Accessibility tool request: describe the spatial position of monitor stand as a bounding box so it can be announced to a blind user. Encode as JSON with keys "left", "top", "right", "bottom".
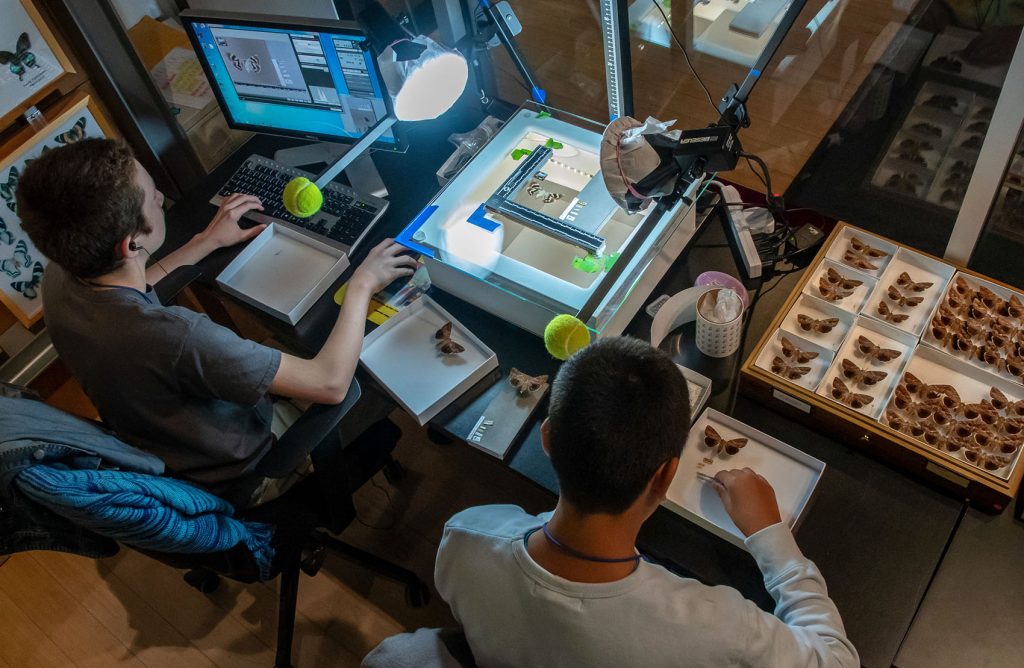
{"left": 273, "top": 142, "right": 388, "bottom": 199}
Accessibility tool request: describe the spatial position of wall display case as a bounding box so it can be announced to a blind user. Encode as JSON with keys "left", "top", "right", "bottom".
{"left": 742, "top": 222, "right": 1024, "bottom": 511}
{"left": 0, "top": 0, "right": 75, "bottom": 128}
{"left": 0, "top": 91, "right": 115, "bottom": 326}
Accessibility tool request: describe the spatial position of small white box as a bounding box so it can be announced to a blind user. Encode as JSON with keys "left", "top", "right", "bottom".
{"left": 360, "top": 296, "right": 499, "bottom": 425}
{"left": 216, "top": 223, "right": 349, "bottom": 325}
{"left": 663, "top": 408, "right": 825, "bottom": 550}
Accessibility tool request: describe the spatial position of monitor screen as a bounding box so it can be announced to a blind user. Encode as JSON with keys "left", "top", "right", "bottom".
{"left": 184, "top": 15, "right": 399, "bottom": 147}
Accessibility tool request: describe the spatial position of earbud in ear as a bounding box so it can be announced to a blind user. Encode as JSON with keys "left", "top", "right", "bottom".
{"left": 129, "top": 241, "right": 139, "bottom": 251}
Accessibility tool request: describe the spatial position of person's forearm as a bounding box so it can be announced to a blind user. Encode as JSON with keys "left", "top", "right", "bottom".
{"left": 145, "top": 232, "right": 218, "bottom": 284}
{"left": 311, "top": 279, "right": 374, "bottom": 391}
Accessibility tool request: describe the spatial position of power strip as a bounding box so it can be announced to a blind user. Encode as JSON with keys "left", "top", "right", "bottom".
{"left": 713, "top": 183, "right": 774, "bottom": 279}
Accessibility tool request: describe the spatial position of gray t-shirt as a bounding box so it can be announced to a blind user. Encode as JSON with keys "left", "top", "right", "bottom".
{"left": 42, "top": 264, "right": 282, "bottom": 492}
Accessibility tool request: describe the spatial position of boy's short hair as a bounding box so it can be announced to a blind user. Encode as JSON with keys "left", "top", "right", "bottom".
{"left": 18, "top": 138, "right": 150, "bottom": 279}
{"left": 547, "top": 336, "right": 691, "bottom": 515}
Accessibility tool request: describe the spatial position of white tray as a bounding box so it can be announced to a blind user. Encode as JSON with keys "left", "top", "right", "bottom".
{"left": 802, "top": 259, "right": 876, "bottom": 314}
{"left": 863, "top": 247, "right": 955, "bottom": 338}
{"left": 816, "top": 316, "right": 917, "bottom": 420}
{"left": 921, "top": 271, "right": 1024, "bottom": 387}
{"left": 881, "top": 345, "right": 1024, "bottom": 481}
{"left": 663, "top": 409, "right": 825, "bottom": 550}
{"left": 824, "top": 227, "right": 898, "bottom": 279}
{"left": 754, "top": 329, "right": 833, "bottom": 392}
{"left": 360, "top": 295, "right": 499, "bottom": 425}
{"left": 216, "top": 223, "right": 349, "bottom": 325}
{"left": 779, "top": 293, "right": 856, "bottom": 352}
{"left": 678, "top": 364, "right": 712, "bottom": 421}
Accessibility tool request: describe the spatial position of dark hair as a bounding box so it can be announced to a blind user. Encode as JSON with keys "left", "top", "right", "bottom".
{"left": 18, "top": 138, "right": 150, "bottom": 279}
{"left": 547, "top": 336, "right": 691, "bottom": 514}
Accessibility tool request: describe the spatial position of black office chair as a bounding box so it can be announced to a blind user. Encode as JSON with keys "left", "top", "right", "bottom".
{"left": 141, "top": 376, "right": 431, "bottom": 668}
{"left": 13, "top": 267, "right": 431, "bottom": 667}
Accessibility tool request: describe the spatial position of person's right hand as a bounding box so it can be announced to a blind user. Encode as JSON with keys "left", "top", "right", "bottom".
{"left": 349, "top": 239, "right": 418, "bottom": 295}
{"left": 712, "top": 468, "right": 782, "bottom": 537}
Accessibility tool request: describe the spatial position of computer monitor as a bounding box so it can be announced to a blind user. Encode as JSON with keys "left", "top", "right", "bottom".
{"left": 181, "top": 10, "right": 404, "bottom": 150}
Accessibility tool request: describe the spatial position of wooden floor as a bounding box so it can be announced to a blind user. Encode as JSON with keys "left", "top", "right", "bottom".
{"left": 0, "top": 407, "right": 554, "bottom": 667}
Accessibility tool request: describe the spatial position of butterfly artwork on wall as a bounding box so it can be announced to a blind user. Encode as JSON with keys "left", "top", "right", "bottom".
{"left": 0, "top": 217, "right": 13, "bottom": 246}
{"left": 10, "top": 260, "right": 41, "bottom": 300}
{"left": 1, "top": 166, "right": 18, "bottom": 214}
{"left": 0, "top": 239, "right": 31, "bottom": 278}
{"left": 434, "top": 321, "right": 466, "bottom": 356}
{"left": 0, "top": 33, "right": 38, "bottom": 82}
{"left": 54, "top": 116, "right": 87, "bottom": 145}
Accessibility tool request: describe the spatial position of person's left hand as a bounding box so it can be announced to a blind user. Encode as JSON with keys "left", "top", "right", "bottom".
{"left": 202, "top": 193, "right": 266, "bottom": 249}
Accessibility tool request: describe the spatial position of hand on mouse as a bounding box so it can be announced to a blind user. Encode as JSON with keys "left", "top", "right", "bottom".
{"left": 712, "top": 468, "right": 782, "bottom": 537}
{"left": 350, "top": 238, "right": 418, "bottom": 295}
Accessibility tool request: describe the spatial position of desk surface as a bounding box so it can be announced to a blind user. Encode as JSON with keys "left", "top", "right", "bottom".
{"left": 163, "top": 104, "right": 1001, "bottom": 668}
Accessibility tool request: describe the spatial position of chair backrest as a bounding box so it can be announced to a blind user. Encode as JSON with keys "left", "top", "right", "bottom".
{"left": 362, "top": 628, "right": 476, "bottom": 668}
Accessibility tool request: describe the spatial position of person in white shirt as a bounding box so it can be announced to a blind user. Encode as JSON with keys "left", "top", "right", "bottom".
{"left": 435, "top": 336, "right": 858, "bottom": 667}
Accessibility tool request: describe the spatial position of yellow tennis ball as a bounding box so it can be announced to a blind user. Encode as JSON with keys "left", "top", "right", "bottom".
{"left": 544, "top": 314, "right": 591, "bottom": 361}
{"left": 282, "top": 177, "right": 323, "bottom": 218}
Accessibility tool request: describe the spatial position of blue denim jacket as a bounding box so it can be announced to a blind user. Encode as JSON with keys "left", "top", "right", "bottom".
{"left": 0, "top": 394, "right": 165, "bottom": 557}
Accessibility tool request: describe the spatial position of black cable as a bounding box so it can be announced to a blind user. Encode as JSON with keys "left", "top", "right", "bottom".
{"left": 650, "top": 0, "right": 719, "bottom": 117}
{"left": 355, "top": 476, "right": 399, "bottom": 531}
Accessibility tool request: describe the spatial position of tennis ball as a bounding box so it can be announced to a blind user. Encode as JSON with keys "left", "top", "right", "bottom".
{"left": 283, "top": 177, "right": 323, "bottom": 218}
{"left": 544, "top": 314, "right": 592, "bottom": 361}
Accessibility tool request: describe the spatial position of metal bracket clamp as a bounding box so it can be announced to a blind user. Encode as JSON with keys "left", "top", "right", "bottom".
{"left": 485, "top": 146, "right": 607, "bottom": 254}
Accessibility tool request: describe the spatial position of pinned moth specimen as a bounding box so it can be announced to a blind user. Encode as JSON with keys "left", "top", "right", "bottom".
{"left": 896, "top": 272, "right": 933, "bottom": 293}
{"left": 951, "top": 276, "right": 973, "bottom": 297}
{"left": 856, "top": 335, "right": 902, "bottom": 363}
{"left": 960, "top": 135, "right": 983, "bottom": 150}
{"left": 922, "top": 94, "right": 959, "bottom": 112}
{"left": 963, "top": 448, "right": 1012, "bottom": 471}
{"left": 771, "top": 356, "right": 811, "bottom": 380}
{"left": 990, "top": 387, "right": 1010, "bottom": 411}
{"left": 434, "top": 322, "right": 466, "bottom": 356}
{"left": 797, "top": 314, "right": 839, "bottom": 334}
{"left": 966, "top": 121, "right": 989, "bottom": 134}
{"left": 997, "top": 294, "right": 1024, "bottom": 319}
{"left": 910, "top": 122, "right": 943, "bottom": 138}
{"left": 893, "top": 386, "right": 953, "bottom": 426}
{"left": 941, "top": 188, "right": 965, "bottom": 205}
{"left": 885, "top": 172, "right": 923, "bottom": 195}
{"left": 780, "top": 337, "right": 819, "bottom": 363}
{"left": 960, "top": 402, "right": 998, "bottom": 425}
{"left": 1000, "top": 355, "right": 1024, "bottom": 379}
{"left": 841, "top": 358, "right": 887, "bottom": 386}
{"left": 703, "top": 426, "right": 747, "bottom": 456}
{"left": 508, "top": 368, "right": 548, "bottom": 397}
{"left": 976, "top": 285, "right": 1003, "bottom": 310}
{"left": 886, "top": 411, "right": 941, "bottom": 446}
{"left": 887, "top": 285, "right": 925, "bottom": 308}
{"left": 842, "top": 250, "right": 880, "bottom": 271}
{"left": 830, "top": 378, "right": 873, "bottom": 409}
{"left": 1006, "top": 399, "right": 1024, "bottom": 418}
{"left": 818, "top": 268, "right": 861, "bottom": 301}
{"left": 973, "top": 105, "right": 994, "bottom": 121}
{"left": 897, "top": 138, "right": 934, "bottom": 152}
{"left": 876, "top": 301, "right": 909, "bottom": 323}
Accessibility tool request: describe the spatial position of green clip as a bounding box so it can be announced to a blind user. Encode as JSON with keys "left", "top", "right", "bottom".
{"left": 572, "top": 252, "right": 620, "bottom": 274}
{"left": 511, "top": 148, "right": 533, "bottom": 161}
{"left": 544, "top": 138, "right": 563, "bottom": 150}
{"left": 536, "top": 110, "right": 551, "bottom": 119}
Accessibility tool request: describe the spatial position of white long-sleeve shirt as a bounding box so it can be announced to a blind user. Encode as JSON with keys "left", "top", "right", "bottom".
{"left": 435, "top": 505, "right": 858, "bottom": 668}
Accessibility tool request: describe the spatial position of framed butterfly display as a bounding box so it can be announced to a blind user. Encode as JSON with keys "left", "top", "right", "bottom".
{"left": 0, "top": 91, "right": 115, "bottom": 326}
{"left": 0, "top": 1, "right": 74, "bottom": 128}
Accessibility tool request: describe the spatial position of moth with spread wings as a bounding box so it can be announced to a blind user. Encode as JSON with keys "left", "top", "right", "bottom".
{"left": 10, "top": 260, "right": 42, "bottom": 300}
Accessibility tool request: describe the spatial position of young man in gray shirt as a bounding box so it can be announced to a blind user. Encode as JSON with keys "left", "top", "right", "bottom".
{"left": 19, "top": 139, "right": 416, "bottom": 500}
{"left": 436, "top": 337, "right": 858, "bottom": 667}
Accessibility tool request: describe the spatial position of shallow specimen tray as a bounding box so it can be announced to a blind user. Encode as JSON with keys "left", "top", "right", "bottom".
{"left": 216, "top": 223, "right": 349, "bottom": 325}
{"left": 884, "top": 346, "right": 1024, "bottom": 481}
{"left": 816, "top": 316, "right": 916, "bottom": 420}
{"left": 754, "top": 329, "right": 833, "bottom": 392}
{"left": 779, "top": 293, "right": 856, "bottom": 353}
{"left": 802, "top": 259, "right": 876, "bottom": 314}
{"left": 360, "top": 295, "right": 499, "bottom": 425}
{"left": 864, "top": 247, "right": 954, "bottom": 338}
{"left": 663, "top": 409, "right": 825, "bottom": 550}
